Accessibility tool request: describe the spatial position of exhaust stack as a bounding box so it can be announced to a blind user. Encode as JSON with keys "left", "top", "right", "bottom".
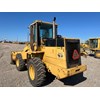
{"left": 53, "top": 17, "right": 56, "bottom": 39}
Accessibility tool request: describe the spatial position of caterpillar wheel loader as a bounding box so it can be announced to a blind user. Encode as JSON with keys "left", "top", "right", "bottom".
{"left": 80, "top": 43, "right": 89, "bottom": 57}
{"left": 11, "top": 18, "right": 87, "bottom": 87}
{"left": 89, "top": 38, "right": 100, "bottom": 58}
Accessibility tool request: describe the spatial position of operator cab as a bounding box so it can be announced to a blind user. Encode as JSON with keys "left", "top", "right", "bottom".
{"left": 89, "top": 38, "right": 100, "bottom": 49}
{"left": 29, "top": 19, "right": 64, "bottom": 50}
{"left": 89, "top": 38, "right": 98, "bottom": 48}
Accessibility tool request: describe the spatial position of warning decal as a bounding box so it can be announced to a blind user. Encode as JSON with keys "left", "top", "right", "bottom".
{"left": 72, "top": 49, "right": 80, "bottom": 60}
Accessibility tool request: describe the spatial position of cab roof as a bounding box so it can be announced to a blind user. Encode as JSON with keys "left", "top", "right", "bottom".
{"left": 89, "top": 38, "right": 100, "bottom": 40}
{"left": 30, "top": 20, "right": 58, "bottom": 26}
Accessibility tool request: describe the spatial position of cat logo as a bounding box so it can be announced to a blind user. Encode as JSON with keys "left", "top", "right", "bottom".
{"left": 72, "top": 49, "right": 80, "bottom": 60}
{"left": 58, "top": 53, "right": 63, "bottom": 58}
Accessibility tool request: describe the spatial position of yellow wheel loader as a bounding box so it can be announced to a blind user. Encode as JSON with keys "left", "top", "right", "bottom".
{"left": 89, "top": 38, "right": 100, "bottom": 58}
{"left": 11, "top": 18, "right": 87, "bottom": 86}
{"left": 80, "top": 43, "right": 89, "bottom": 57}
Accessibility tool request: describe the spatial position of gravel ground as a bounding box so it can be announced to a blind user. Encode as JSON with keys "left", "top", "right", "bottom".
{"left": 0, "top": 43, "right": 100, "bottom": 87}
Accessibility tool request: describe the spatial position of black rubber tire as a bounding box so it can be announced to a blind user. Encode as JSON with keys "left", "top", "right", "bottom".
{"left": 10, "top": 54, "right": 15, "bottom": 64}
{"left": 27, "top": 57, "right": 46, "bottom": 87}
{"left": 16, "top": 54, "right": 25, "bottom": 71}
{"left": 94, "top": 51, "right": 100, "bottom": 59}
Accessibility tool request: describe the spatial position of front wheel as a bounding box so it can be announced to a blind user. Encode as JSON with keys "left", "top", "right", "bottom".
{"left": 15, "top": 54, "right": 25, "bottom": 71}
{"left": 27, "top": 57, "right": 46, "bottom": 87}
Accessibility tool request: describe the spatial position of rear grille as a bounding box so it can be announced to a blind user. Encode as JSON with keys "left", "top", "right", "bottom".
{"left": 66, "top": 39, "right": 81, "bottom": 68}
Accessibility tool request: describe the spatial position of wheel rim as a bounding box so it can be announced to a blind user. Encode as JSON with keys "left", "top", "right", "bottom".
{"left": 16, "top": 59, "right": 19, "bottom": 67}
{"left": 29, "top": 65, "right": 35, "bottom": 80}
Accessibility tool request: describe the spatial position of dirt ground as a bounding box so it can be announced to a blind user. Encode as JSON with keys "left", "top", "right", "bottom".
{"left": 0, "top": 43, "right": 100, "bottom": 87}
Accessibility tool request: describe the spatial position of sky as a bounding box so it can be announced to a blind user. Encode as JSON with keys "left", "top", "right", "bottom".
{"left": 0, "top": 12, "right": 100, "bottom": 42}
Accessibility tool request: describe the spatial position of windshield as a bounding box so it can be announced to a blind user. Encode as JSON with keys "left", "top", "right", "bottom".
{"left": 39, "top": 24, "right": 56, "bottom": 39}
{"left": 90, "top": 39, "right": 98, "bottom": 48}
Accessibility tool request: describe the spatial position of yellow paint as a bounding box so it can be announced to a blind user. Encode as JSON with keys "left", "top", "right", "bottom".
{"left": 95, "top": 52, "right": 100, "bottom": 58}
{"left": 80, "top": 51, "right": 88, "bottom": 57}
{"left": 11, "top": 38, "right": 87, "bottom": 79}
{"left": 41, "top": 47, "right": 66, "bottom": 69}
{"left": 29, "top": 64, "right": 35, "bottom": 80}
{"left": 44, "top": 61, "right": 87, "bottom": 79}
{"left": 67, "top": 65, "right": 87, "bottom": 77}
{"left": 11, "top": 44, "right": 32, "bottom": 60}
{"left": 23, "top": 44, "right": 32, "bottom": 52}
{"left": 11, "top": 51, "right": 27, "bottom": 60}
{"left": 11, "top": 52, "right": 16, "bottom": 61}
{"left": 80, "top": 43, "right": 89, "bottom": 48}
{"left": 21, "top": 52, "right": 27, "bottom": 59}
{"left": 98, "top": 39, "right": 100, "bottom": 48}
{"left": 89, "top": 38, "right": 100, "bottom": 58}
{"left": 16, "top": 59, "right": 19, "bottom": 67}
{"left": 89, "top": 38, "right": 100, "bottom": 50}
{"left": 11, "top": 46, "right": 44, "bottom": 61}
{"left": 40, "top": 45, "right": 86, "bottom": 79}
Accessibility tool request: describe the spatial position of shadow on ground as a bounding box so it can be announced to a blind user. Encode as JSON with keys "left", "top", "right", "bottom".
{"left": 42, "top": 73, "right": 87, "bottom": 86}
{"left": 89, "top": 54, "right": 94, "bottom": 57}
{"left": 60, "top": 73, "right": 87, "bottom": 86}
{"left": 42, "top": 72, "right": 55, "bottom": 87}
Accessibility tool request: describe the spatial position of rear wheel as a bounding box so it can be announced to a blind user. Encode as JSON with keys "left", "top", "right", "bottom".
{"left": 16, "top": 54, "right": 25, "bottom": 71}
{"left": 94, "top": 51, "right": 100, "bottom": 59}
{"left": 27, "top": 57, "right": 46, "bottom": 87}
